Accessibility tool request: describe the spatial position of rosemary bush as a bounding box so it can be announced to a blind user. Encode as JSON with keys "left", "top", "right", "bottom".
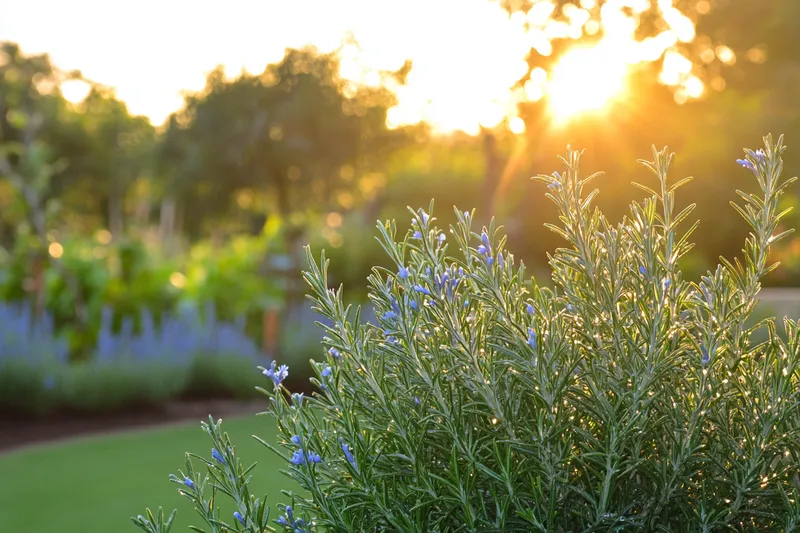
{"left": 134, "top": 135, "right": 800, "bottom": 532}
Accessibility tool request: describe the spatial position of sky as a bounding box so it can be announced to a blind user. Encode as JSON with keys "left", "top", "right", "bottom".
{"left": 0, "top": 0, "right": 533, "bottom": 134}
{"left": 0, "top": 0, "right": 711, "bottom": 134}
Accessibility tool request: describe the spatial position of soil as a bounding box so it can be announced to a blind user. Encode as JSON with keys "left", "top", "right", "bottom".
{"left": 0, "top": 399, "right": 265, "bottom": 454}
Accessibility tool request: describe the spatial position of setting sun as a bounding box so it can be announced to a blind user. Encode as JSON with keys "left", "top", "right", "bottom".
{"left": 546, "top": 45, "right": 630, "bottom": 123}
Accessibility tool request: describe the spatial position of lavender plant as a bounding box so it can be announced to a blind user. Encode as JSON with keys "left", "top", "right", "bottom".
{"left": 134, "top": 135, "right": 800, "bottom": 532}
{"left": 0, "top": 301, "right": 67, "bottom": 414}
{"left": 66, "top": 305, "right": 263, "bottom": 411}
{"left": 0, "top": 301, "right": 263, "bottom": 414}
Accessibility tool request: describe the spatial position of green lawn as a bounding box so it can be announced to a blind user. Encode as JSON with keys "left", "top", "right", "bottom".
{"left": 0, "top": 414, "right": 297, "bottom": 533}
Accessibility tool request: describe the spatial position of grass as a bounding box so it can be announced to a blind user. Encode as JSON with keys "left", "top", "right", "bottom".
{"left": 0, "top": 414, "right": 297, "bottom": 533}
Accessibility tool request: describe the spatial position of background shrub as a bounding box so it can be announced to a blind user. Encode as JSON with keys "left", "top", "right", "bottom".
{"left": 0, "top": 358, "right": 65, "bottom": 416}
{"left": 63, "top": 360, "right": 189, "bottom": 412}
{"left": 184, "top": 353, "right": 263, "bottom": 400}
{"left": 0, "top": 303, "right": 67, "bottom": 416}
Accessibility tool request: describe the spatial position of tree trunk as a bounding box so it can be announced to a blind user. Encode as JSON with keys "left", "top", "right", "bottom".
{"left": 482, "top": 130, "right": 502, "bottom": 217}
{"left": 159, "top": 197, "right": 176, "bottom": 240}
{"left": 108, "top": 187, "right": 124, "bottom": 239}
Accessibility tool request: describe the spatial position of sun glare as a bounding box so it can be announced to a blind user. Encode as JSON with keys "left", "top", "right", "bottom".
{"left": 545, "top": 45, "right": 631, "bottom": 124}
{"left": 61, "top": 79, "right": 92, "bottom": 104}
{"left": 8, "top": 0, "right": 704, "bottom": 134}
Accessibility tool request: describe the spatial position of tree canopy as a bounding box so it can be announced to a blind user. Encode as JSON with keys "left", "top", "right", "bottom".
{"left": 156, "top": 48, "right": 411, "bottom": 237}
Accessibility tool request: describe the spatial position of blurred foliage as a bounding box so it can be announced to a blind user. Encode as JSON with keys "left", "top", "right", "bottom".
{"left": 0, "top": 358, "right": 64, "bottom": 416}
{"left": 0, "top": 42, "right": 156, "bottom": 238}
{"left": 63, "top": 360, "right": 189, "bottom": 413}
{"left": 180, "top": 216, "right": 286, "bottom": 317}
{"left": 183, "top": 354, "right": 263, "bottom": 401}
{"left": 0, "top": 228, "right": 292, "bottom": 359}
{"left": 0, "top": 0, "right": 800, "bottom": 395}
{"left": 155, "top": 47, "right": 412, "bottom": 237}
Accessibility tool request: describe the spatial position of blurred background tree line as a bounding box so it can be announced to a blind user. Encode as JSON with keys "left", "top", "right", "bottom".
{"left": 1, "top": 0, "right": 799, "bottom": 412}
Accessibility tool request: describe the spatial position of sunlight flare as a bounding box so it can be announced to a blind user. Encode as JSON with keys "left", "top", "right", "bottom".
{"left": 6, "top": 0, "right": 708, "bottom": 133}
{"left": 545, "top": 44, "right": 631, "bottom": 124}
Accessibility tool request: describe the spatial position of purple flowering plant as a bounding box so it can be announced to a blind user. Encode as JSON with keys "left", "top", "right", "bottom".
{"left": 134, "top": 135, "right": 800, "bottom": 531}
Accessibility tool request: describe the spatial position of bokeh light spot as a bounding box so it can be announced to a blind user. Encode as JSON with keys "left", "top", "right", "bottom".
{"left": 546, "top": 45, "right": 630, "bottom": 124}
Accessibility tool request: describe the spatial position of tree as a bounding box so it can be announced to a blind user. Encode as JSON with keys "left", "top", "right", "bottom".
{"left": 156, "top": 47, "right": 410, "bottom": 238}
{"left": 0, "top": 42, "right": 88, "bottom": 331}
{"left": 73, "top": 86, "right": 156, "bottom": 237}
{"left": 0, "top": 42, "right": 157, "bottom": 356}
{"left": 0, "top": 42, "right": 157, "bottom": 239}
{"left": 0, "top": 42, "right": 68, "bottom": 240}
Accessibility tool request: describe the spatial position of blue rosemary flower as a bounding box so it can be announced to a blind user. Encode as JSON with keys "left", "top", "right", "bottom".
{"left": 278, "top": 506, "right": 307, "bottom": 532}
{"left": 292, "top": 393, "right": 304, "bottom": 407}
{"left": 340, "top": 439, "right": 357, "bottom": 468}
{"left": 398, "top": 266, "right": 410, "bottom": 279}
{"left": 527, "top": 328, "right": 537, "bottom": 350}
{"left": 481, "top": 231, "right": 491, "bottom": 249}
{"left": 234, "top": 511, "right": 245, "bottom": 526}
{"left": 414, "top": 284, "right": 431, "bottom": 295}
{"left": 328, "top": 347, "right": 342, "bottom": 360}
{"left": 701, "top": 285, "right": 713, "bottom": 304}
{"left": 547, "top": 171, "right": 563, "bottom": 189}
{"left": 736, "top": 158, "right": 756, "bottom": 173}
{"left": 321, "top": 364, "right": 332, "bottom": 378}
{"left": 290, "top": 449, "right": 305, "bottom": 465}
{"left": 478, "top": 232, "right": 492, "bottom": 256}
{"left": 307, "top": 451, "right": 322, "bottom": 463}
{"left": 211, "top": 448, "right": 226, "bottom": 465}
{"left": 263, "top": 361, "right": 289, "bottom": 386}
{"left": 418, "top": 209, "right": 430, "bottom": 225}
{"left": 183, "top": 476, "right": 194, "bottom": 489}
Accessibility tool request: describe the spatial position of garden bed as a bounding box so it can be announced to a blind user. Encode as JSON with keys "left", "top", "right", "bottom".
{"left": 0, "top": 398, "right": 264, "bottom": 454}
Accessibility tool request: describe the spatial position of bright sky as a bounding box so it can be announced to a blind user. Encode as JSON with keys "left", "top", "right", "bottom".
{"left": 0, "top": 0, "right": 716, "bottom": 134}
